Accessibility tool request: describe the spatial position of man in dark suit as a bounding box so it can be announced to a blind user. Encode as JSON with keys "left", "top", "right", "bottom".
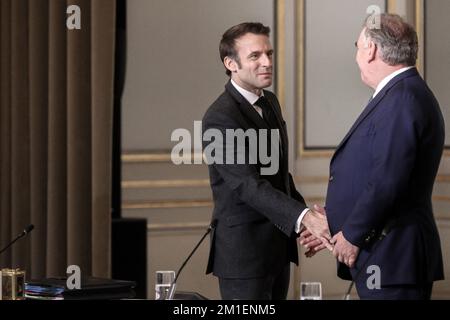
{"left": 202, "top": 22, "right": 331, "bottom": 300}
{"left": 300, "top": 14, "right": 445, "bottom": 299}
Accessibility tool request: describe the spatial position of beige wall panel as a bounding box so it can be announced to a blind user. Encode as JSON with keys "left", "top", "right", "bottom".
{"left": 425, "top": 0, "right": 450, "bottom": 146}
{"left": 122, "top": 162, "right": 209, "bottom": 181}
{"left": 303, "top": 0, "right": 384, "bottom": 148}
{"left": 123, "top": 0, "right": 273, "bottom": 151}
{"left": 438, "top": 158, "right": 450, "bottom": 172}
{"left": 122, "top": 186, "right": 211, "bottom": 202}
{"left": 433, "top": 220, "right": 450, "bottom": 298}
{"left": 122, "top": 207, "right": 212, "bottom": 225}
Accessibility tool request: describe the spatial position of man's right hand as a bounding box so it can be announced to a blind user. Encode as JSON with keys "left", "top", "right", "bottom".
{"left": 300, "top": 204, "right": 333, "bottom": 252}
{"left": 299, "top": 229, "right": 329, "bottom": 257}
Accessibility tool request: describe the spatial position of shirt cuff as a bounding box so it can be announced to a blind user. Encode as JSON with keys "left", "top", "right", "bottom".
{"left": 295, "top": 208, "right": 311, "bottom": 234}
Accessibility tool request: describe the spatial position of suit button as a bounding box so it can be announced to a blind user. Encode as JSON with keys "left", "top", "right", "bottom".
{"left": 329, "top": 175, "right": 334, "bottom": 182}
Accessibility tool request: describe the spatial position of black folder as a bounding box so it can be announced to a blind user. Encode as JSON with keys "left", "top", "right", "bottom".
{"left": 25, "top": 277, "right": 136, "bottom": 300}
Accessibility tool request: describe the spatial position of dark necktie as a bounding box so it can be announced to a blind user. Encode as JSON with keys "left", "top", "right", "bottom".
{"left": 255, "top": 96, "right": 278, "bottom": 129}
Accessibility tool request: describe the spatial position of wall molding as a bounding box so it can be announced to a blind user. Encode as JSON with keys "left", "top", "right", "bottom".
{"left": 122, "top": 199, "right": 213, "bottom": 210}
{"left": 122, "top": 173, "right": 450, "bottom": 189}
{"left": 122, "top": 152, "right": 173, "bottom": 163}
{"left": 147, "top": 222, "right": 209, "bottom": 232}
{"left": 415, "top": 0, "right": 425, "bottom": 76}
{"left": 146, "top": 218, "right": 450, "bottom": 233}
{"left": 293, "top": 174, "right": 450, "bottom": 184}
{"left": 122, "top": 179, "right": 210, "bottom": 189}
{"left": 122, "top": 197, "right": 450, "bottom": 210}
{"left": 276, "top": 0, "right": 286, "bottom": 110}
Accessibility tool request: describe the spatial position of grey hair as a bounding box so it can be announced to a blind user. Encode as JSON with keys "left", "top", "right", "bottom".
{"left": 364, "top": 13, "right": 418, "bottom": 66}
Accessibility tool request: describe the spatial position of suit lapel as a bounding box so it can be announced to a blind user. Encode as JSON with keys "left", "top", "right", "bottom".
{"left": 224, "top": 82, "right": 288, "bottom": 183}
{"left": 225, "top": 81, "right": 287, "bottom": 158}
{"left": 265, "top": 92, "right": 290, "bottom": 192}
{"left": 264, "top": 90, "right": 288, "bottom": 157}
{"left": 332, "top": 68, "right": 419, "bottom": 161}
{"left": 225, "top": 81, "right": 270, "bottom": 130}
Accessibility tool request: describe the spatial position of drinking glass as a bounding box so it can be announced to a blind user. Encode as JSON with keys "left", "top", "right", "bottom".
{"left": 300, "top": 282, "right": 322, "bottom": 300}
{"left": 155, "top": 270, "right": 175, "bottom": 300}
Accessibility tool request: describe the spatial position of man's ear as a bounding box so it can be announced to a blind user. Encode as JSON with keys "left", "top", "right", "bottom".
{"left": 367, "top": 40, "right": 377, "bottom": 63}
{"left": 224, "top": 56, "right": 237, "bottom": 73}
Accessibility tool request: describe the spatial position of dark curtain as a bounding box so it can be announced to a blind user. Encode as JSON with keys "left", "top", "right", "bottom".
{"left": 0, "top": 0, "right": 116, "bottom": 279}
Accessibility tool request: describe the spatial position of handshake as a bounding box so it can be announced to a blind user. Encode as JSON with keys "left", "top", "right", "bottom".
{"left": 299, "top": 205, "right": 360, "bottom": 268}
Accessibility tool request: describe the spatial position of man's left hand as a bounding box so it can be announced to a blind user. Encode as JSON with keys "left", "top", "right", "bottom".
{"left": 330, "top": 231, "right": 360, "bottom": 268}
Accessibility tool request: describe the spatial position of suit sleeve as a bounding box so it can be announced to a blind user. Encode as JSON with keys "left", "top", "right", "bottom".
{"left": 341, "top": 95, "right": 424, "bottom": 248}
{"left": 289, "top": 173, "right": 306, "bottom": 205}
{"left": 203, "top": 109, "right": 306, "bottom": 237}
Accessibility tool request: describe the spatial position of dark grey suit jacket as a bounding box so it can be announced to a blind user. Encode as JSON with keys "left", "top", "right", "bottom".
{"left": 202, "top": 81, "right": 307, "bottom": 278}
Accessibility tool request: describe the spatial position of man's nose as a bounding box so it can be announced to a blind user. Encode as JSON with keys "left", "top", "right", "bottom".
{"left": 261, "top": 54, "right": 272, "bottom": 67}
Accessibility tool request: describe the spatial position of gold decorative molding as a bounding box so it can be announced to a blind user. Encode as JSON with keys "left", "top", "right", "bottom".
{"left": 300, "top": 150, "right": 334, "bottom": 158}
{"left": 147, "top": 222, "right": 210, "bottom": 232}
{"left": 303, "top": 196, "right": 450, "bottom": 204}
{"left": 294, "top": 176, "right": 329, "bottom": 184}
{"left": 304, "top": 197, "right": 326, "bottom": 204}
{"left": 435, "top": 175, "right": 450, "bottom": 183}
{"left": 295, "top": 0, "right": 306, "bottom": 160}
{"left": 436, "top": 219, "right": 450, "bottom": 227}
{"left": 122, "top": 152, "right": 205, "bottom": 163}
{"left": 122, "top": 199, "right": 213, "bottom": 209}
{"left": 147, "top": 219, "right": 450, "bottom": 233}
{"left": 122, "top": 152, "right": 172, "bottom": 163}
{"left": 294, "top": 174, "right": 450, "bottom": 184}
{"left": 433, "top": 196, "right": 450, "bottom": 203}
{"left": 295, "top": 1, "right": 340, "bottom": 158}
{"left": 415, "top": 0, "right": 424, "bottom": 76}
{"left": 387, "top": 0, "right": 396, "bottom": 13}
{"left": 276, "top": 0, "right": 286, "bottom": 110}
{"left": 122, "top": 179, "right": 210, "bottom": 189}
{"left": 435, "top": 215, "right": 450, "bottom": 222}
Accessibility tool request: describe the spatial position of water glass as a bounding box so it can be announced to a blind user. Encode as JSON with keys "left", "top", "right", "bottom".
{"left": 155, "top": 270, "right": 175, "bottom": 300}
{"left": 300, "top": 282, "right": 322, "bottom": 300}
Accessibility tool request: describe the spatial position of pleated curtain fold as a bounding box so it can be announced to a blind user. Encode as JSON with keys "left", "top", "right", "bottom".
{"left": 0, "top": 0, "right": 116, "bottom": 279}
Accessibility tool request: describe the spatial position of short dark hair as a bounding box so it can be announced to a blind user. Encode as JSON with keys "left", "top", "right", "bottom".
{"left": 219, "top": 22, "right": 271, "bottom": 76}
{"left": 364, "top": 14, "right": 418, "bottom": 66}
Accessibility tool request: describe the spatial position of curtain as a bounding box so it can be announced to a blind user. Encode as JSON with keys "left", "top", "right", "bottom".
{"left": 0, "top": 0, "right": 116, "bottom": 279}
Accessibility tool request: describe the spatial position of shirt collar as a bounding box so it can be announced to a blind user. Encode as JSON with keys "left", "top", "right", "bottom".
{"left": 372, "top": 66, "right": 414, "bottom": 98}
{"left": 230, "top": 79, "right": 264, "bottom": 105}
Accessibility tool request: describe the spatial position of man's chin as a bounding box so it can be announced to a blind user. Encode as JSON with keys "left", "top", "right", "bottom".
{"left": 259, "top": 79, "right": 273, "bottom": 88}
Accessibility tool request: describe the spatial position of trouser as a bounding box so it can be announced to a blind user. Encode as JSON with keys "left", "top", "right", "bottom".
{"left": 355, "top": 281, "right": 433, "bottom": 300}
{"left": 218, "top": 264, "right": 290, "bottom": 300}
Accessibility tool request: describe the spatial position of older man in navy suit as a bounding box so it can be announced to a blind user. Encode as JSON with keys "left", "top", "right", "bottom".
{"left": 300, "top": 14, "right": 445, "bottom": 299}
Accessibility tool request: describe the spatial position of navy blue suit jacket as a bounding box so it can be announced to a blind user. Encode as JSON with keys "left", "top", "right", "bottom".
{"left": 326, "top": 68, "right": 445, "bottom": 285}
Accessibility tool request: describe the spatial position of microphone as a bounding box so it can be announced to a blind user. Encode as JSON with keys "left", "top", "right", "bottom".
{"left": 0, "top": 224, "right": 35, "bottom": 256}
{"left": 343, "top": 220, "right": 395, "bottom": 300}
{"left": 166, "top": 219, "right": 217, "bottom": 300}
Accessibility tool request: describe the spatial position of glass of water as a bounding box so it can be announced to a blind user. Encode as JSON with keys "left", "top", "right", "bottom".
{"left": 300, "top": 282, "right": 322, "bottom": 300}
{"left": 155, "top": 270, "right": 175, "bottom": 300}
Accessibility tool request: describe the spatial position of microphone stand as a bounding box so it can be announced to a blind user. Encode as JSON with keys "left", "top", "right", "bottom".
{"left": 166, "top": 221, "right": 216, "bottom": 300}
{"left": 0, "top": 225, "right": 34, "bottom": 256}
